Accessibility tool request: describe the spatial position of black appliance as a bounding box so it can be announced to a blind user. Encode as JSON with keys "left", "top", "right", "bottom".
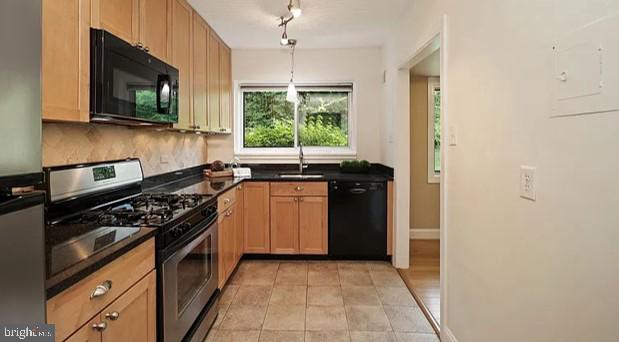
{"left": 328, "top": 181, "right": 388, "bottom": 259}
{"left": 0, "top": 0, "right": 46, "bottom": 323}
{"left": 90, "top": 28, "right": 179, "bottom": 125}
{"left": 44, "top": 159, "right": 219, "bottom": 342}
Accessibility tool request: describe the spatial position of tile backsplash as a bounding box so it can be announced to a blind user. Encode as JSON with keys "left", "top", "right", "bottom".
{"left": 43, "top": 123, "right": 208, "bottom": 177}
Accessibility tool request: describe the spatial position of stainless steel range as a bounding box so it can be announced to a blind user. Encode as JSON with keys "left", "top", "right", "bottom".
{"left": 43, "top": 159, "right": 219, "bottom": 342}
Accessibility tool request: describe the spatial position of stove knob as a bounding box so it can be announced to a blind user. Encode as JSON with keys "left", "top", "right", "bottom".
{"left": 170, "top": 227, "right": 183, "bottom": 237}
{"left": 179, "top": 223, "right": 192, "bottom": 231}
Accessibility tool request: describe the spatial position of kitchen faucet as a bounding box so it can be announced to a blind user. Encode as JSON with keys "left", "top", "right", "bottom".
{"left": 299, "top": 143, "right": 307, "bottom": 173}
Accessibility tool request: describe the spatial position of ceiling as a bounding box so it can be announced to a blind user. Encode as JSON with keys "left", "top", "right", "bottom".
{"left": 188, "top": 0, "right": 412, "bottom": 49}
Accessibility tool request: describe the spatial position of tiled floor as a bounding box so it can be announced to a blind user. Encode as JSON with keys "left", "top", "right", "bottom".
{"left": 206, "top": 260, "right": 438, "bottom": 342}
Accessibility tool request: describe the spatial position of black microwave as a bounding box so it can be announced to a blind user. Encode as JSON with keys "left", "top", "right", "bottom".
{"left": 90, "top": 29, "right": 179, "bottom": 125}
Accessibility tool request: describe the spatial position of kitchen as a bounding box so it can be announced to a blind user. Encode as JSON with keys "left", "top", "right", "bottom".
{"left": 5, "top": 0, "right": 617, "bottom": 342}
{"left": 1, "top": 1, "right": 421, "bottom": 342}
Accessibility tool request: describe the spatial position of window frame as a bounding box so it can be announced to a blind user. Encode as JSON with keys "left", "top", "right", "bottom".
{"left": 427, "top": 77, "right": 441, "bottom": 184}
{"left": 234, "top": 82, "right": 357, "bottom": 162}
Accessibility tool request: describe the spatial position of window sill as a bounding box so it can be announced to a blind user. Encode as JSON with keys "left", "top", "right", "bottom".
{"left": 235, "top": 149, "right": 357, "bottom": 164}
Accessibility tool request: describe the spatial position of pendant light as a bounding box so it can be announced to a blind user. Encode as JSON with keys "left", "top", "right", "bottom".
{"left": 288, "top": 0, "right": 302, "bottom": 18}
{"left": 286, "top": 40, "right": 299, "bottom": 104}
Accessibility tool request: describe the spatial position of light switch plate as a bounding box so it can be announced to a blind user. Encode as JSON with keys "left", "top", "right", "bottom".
{"left": 448, "top": 125, "right": 458, "bottom": 146}
{"left": 520, "top": 166, "right": 536, "bottom": 201}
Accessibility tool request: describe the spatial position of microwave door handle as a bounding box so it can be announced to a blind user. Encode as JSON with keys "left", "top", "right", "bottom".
{"left": 157, "top": 74, "right": 171, "bottom": 114}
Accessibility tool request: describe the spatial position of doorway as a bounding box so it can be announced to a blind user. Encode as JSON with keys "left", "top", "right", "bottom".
{"left": 397, "top": 37, "right": 442, "bottom": 334}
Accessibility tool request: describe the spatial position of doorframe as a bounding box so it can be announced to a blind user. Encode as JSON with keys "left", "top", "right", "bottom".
{"left": 395, "top": 15, "right": 450, "bottom": 340}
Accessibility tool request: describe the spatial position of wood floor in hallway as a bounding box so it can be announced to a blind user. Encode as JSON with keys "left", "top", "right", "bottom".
{"left": 398, "top": 239, "right": 440, "bottom": 334}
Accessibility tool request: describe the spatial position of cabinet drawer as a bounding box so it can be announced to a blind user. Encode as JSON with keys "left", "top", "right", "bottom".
{"left": 270, "top": 182, "right": 328, "bottom": 197}
{"left": 218, "top": 187, "right": 237, "bottom": 214}
{"left": 47, "top": 238, "right": 155, "bottom": 341}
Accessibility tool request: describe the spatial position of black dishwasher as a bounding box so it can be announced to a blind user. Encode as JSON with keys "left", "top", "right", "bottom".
{"left": 328, "top": 181, "right": 387, "bottom": 259}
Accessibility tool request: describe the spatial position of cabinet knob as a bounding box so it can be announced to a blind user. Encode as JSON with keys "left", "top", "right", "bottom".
{"left": 105, "top": 311, "right": 120, "bottom": 321}
{"left": 91, "top": 322, "right": 107, "bottom": 332}
{"left": 224, "top": 198, "right": 230, "bottom": 205}
{"left": 90, "top": 280, "right": 112, "bottom": 300}
{"left": 295, "top": 186, "right": 304, "bottom": 191}
{"left": 144, "top": 46, "right": 150, "bottom": 52}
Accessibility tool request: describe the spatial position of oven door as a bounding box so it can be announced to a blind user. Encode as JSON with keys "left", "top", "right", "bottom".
{"left": 162, "top": 220, "right": 218, "bottom": 342}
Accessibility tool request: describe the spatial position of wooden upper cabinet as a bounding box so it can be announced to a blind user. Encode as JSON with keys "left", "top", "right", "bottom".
{"left": 101, "top": 271, "right": 156, "bottom": 342}
{"left": 299, "top": 197, "right": 328, "bottom": 255}
{"left": 192, "top": 13, "right": 209, "bottom": 131}
{"left": 270, "top": 197, "right": 300, "bottom": 254}
{"left": 138, "top": 0, "right": 169, "bottom": 61}
{"left": 207, "top": 31, "right": 221, "bottom": 131}
{"left": 94, "top": 0, "right": 139, "bottom": 45}
{"left": 244, "top": 182, "right": 271, "bottom": 254}
{"left": 219, "top": 43, "right": 232, "bottom": 133}
{"left": 170, "top": 0, "right": 193, "bottom": 130}
{"left": 42, "top": 0, "right": 90, "bottom": 122}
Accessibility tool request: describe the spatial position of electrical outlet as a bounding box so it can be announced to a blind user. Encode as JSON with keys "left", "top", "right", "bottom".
{"left": 160, "top": 155, "right": 170, "bottom": 164}
{"left": 520, "top": 166, "right": 536, "bottom": 201}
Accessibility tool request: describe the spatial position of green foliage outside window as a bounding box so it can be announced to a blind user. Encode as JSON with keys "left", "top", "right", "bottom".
{"left": 243, "top": 89, "right": 350, "bottom": 148}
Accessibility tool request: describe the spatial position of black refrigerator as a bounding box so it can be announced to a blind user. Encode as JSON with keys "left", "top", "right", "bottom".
{"left": 0, "top": 0, "right": 46, "bottom": 324}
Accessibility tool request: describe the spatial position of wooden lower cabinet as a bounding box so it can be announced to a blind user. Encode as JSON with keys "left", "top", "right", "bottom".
{"left": 270, "top": 197, "right": 300, "bottom": 254}
{"left": 298, "top": 197, "right": 328, "bottom": 255}
{"left": 270, "top": 187, "right": 329, "bottom": 256}
{"left": 243, "top": 182, "right": 271, "bottom": 254}
{"left": 218, "top": 185, "right": 244, "bottom": 289}
{"left": 65, "top": 317, "right": 100, "bottom": 342}
{"left": 100, "top": 271, "right": 156, "bottom": 342}
{"left": 234, "top": 185, "right": 245, "bottom": 263}
{"left": 63, "top": 270, "right": 156, "bottom": 342}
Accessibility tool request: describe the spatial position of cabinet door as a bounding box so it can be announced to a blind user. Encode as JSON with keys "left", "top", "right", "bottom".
{"left": 42, "top": 0, "right": 90, "bottom": 122}
{"left": 170, "top": 0, "right": 193, "bottom": 130}
{"left": 138, "top": 0, "right": 169, "bottom": 62}
{"left": 101, "top": 271, "right": 156, "bottom": 342}
{"left": 243, "top": 183, "right": 271, "bottom": 253}
{"left": 207, "top": 31, "right": 221, "bottom": 131}
{"left": 270, "top": 197, "right": 299, "bottom": 254}
{"left": 234, "top": 185, "right": 244, "bottom": 264}
{"left": 225, "top": 204, "right": 237, "bottom": 280}
{"left": 192, "top": 13, "right": 209, "bottom": 131}
{"left": 217, "top": 214, "right": 226, "bottom": 288}
{"left": 65, "top": 316, "right": 102, "bottom": 342}
{"left": 299, "top": 197, "right": 328, "bottom": 255}
{"left": 94, "top": 0, "right": 139, "bottom": 45}
{"left": 218, "top": 43, "right": 232, "bottom": 133}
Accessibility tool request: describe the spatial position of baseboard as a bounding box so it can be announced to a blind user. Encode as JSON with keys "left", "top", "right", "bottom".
{"left": 441, "top": 326, "right": 458, "bottom": 342}
{"left": 409, "top": 228, "right": 440, "bottom": 240}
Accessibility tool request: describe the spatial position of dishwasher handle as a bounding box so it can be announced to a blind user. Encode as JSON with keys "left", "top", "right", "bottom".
{"left": 349, "top": 188, "right": 367, "bottom": 195}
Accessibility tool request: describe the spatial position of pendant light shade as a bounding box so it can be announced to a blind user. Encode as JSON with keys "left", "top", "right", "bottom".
{"left": 287, "top": 81, "right": 298, "bottom": 103}
{"left": 289, "top": 0, "right": 302, "bottom": 18}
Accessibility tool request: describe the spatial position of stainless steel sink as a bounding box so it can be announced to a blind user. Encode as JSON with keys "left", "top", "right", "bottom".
{"left": 278, "top": 173, "right": 324, "bottom": 179}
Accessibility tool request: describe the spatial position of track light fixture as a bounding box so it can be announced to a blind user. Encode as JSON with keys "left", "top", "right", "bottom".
{"left": 288, "top": 0, "right": 302, "bottom": 18}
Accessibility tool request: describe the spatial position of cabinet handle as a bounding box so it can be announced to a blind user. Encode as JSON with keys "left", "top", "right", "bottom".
{"left": 105, "top": 311, "right": 120, "bottom": 321}
{"left": 237, "top": 186, "right": 242, "bottom": 191}
{"left": 293, "top": 198, "right": 298, "bottom": 202}
{"left": 135, "top": 42, "right": 144, "bottom": 49}
{"left": 91, "top": 322, "right": 107, "bottom": 332}
{"left": 224, "top": 198, "right": 231, "bottom": 205}
{"left": 144, "top": 46, "right": 150, "bottom": 52}
{"left": 295, "top": 186, "right": 304, "bottom": 191}
{"left": 90, "top": 280, "right": 112, "bottom": 300}
{"left": 299, "top": 198, "right": 304, "bottom": 202}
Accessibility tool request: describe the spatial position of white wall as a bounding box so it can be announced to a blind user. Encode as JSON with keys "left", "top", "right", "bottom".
{"left": 208, "top": 48, "right": 385, "bottom": 163}
{"left": 386, "top": 0, "right": 619, "bottom": 341}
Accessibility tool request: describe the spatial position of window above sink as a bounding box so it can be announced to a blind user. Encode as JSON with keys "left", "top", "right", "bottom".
{"left": 234, "top": 83, "right": 357, "bottom": 162}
